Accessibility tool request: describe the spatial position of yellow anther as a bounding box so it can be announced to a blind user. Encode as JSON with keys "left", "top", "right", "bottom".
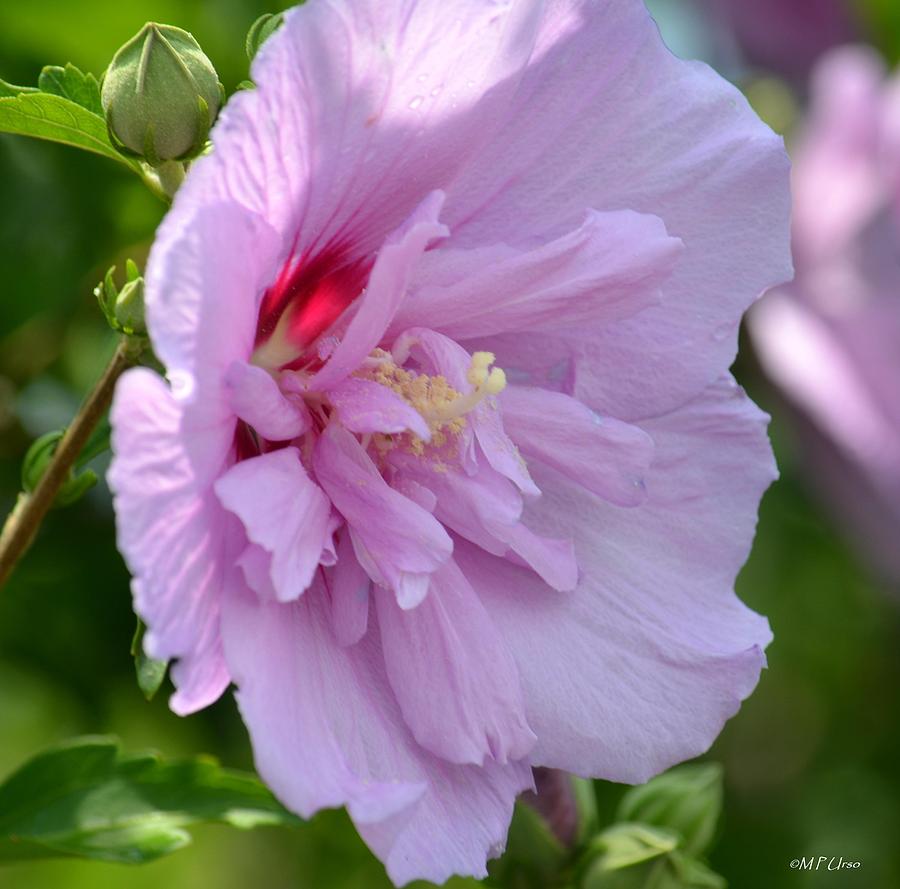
{"left": 485, "top": 366, "right": 506, "bottom": 395}
{"left": 353, "top": 350, "right": 507, "bottom": 459}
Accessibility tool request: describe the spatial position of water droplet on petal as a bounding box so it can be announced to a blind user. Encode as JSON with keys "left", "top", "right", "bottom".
{"left": 408, "top": 95, "right": 424, "bottom": 110}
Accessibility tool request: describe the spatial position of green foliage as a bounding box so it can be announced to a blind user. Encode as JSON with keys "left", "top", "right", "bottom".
{"left": 20, "top": 431, "right": 98, "bottom": 507}
{"left": 131, "top": 620, "right": 168, "bottom": 702}
{"left": 95, "top": 261, "right": 147, "bottom": 336}
{"left": 616, "top": 764, "right": 723, "bottom": 857}
{"left": 487, "top": 801, "right": 570, "bottom": 889}
{"left": 578, "top": 766, "right": 727, "bottom": 889}
{"left": 0, "top": 77, "right": 39, "bottom": 98}
{"left": 858, "top": 0, "right": 900, "bottom": 63}
{"left": 0, "top": 88, "right": 140, "bottom": 171}
{"left": 582, "top": 825, "right": 725, "bottom": 889}
{"left": 37, "top": 64, "right": 103, "bottom": 115}
{"left": 245, "top": 12, "right": 284, "bottom": 62}
{"left": 0, "top": 737, "right": 300, "bottom": 865}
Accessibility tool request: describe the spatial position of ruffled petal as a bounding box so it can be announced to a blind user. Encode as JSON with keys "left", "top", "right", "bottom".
{"left": 224, "top": 360, "right": 311, "bottom": 441}
{"left": 359, "top": 758, "right": 533, "bottom": 887}
{"left": 500, "top": 385, "right": 654, "bottom": 506}
{"left": 328, "top": 376, "right": 431, "bottom": 439}
{"left": 145, "top": 202, "right": 281, "bottom": 478}
{"left": 215, "top": 448, "right": 332, "bottom": 603}
{"left": 221, "top": 576, "right": 532, "bottom": 886}
{"left": 313, "top": 423, "right": 452, "bottom": 608}
{"left": 178, "top": 0, "right": 543, "bottom": 254}
{"left": 310, "top": 192, "right": 448, "bottom": 391}
{"left": 108, "top": 368, "right": 230, "bottom": 715}
{"left": 444, "top": 0, "right": 791, "bottom": 419}
{"left": 222, "top": 577, "right": 426, "bottom": 822}
{"left": 375, "top": 559, "right": 535, "bottom": 766}
{"left": 463, "top": 377, "right": 776, "bottom": 782}
{"left": 327, "top": 528, "right": 371, "bottom": 647}
{"left": 391, "top": 209, "right": 680, "bottom": 339}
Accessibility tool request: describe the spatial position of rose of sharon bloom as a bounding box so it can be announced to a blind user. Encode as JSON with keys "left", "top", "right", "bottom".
{"left": 109, "top": 0, "right": 790, "bottom": 882}
{"left": 751, "top": 47, "right": 900, "bottom": 584}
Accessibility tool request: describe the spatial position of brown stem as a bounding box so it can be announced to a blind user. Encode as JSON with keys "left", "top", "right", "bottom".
{"left": 0, "top": 338, "right": 140, "bottom": 589}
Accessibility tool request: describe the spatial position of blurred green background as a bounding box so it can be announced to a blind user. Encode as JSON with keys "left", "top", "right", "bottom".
{"left": 1, "top": 1, "right": 899, "bottom": 887}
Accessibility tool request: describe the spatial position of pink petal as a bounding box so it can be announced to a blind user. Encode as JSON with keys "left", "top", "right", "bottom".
{"left": 375, "top": 559, "right": 535, "bottom": 766}
{"left": 313, "top": 423, "right": 452, "bottom": 608}
{"left": 309, "top": 192, "right": 448, "bottom": 391}
{"left": 145, "top": 202, "right": 281, "bottom": 477}
{"left": 327, "top": 528, "right": 370, "bottom": 647}
{"left": 391, "top": 209, "right": 681, "bottom": 339}
{"left": 222, "top": 577, "right": 426, "bottom": 822}
{"left": 462, "top": 377, "right": 775, "bottom": 783}
{"left": 444, "top": 0, "right": 791, "bottom": 420}
{"left": 399, "top": 456, "right": 575, "bottom": 591}
{"left": 236, "top": 544, "right": 278, "bottom": 601}
{"left": 395, "top": 456, "right": 520, "bottom": 558}
{"left": 108, "top": 368, "right": 230, "bottom": 715}
{"left": 750, "top": 291, "right": 900, "bottom": 480}
{"left": 221, "top": 575, "right": 532, "bottom": 885}
{"left": 500, "top": 385, "right": 654, "bottom": 506}
{"left": 328, "top": 376, "right": 431, "bottom": 439}
{"left": 224, "top": 360, "right": 311, "bottom": 441}
{"left": 215, "top": 448, "right": 332, "bottom": 603}
{"left": 497, "top": 522, "right": 578, "bottom": 593}
{"left": 359, "top": 757, "right": 533, "bottom": 886}
{"left": 473, "top": 397, "right": 540, "bottom": 498}
{"left": 180, "top": 0, "right": 543, "bottom": 255}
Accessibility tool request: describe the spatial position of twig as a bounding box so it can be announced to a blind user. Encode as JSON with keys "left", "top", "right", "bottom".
{"left": 0, "top": 337, "right": 141, "bottom": 589}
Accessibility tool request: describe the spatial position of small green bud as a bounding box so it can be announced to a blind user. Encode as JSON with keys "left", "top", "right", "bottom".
{"left": 114, "top": 277, "right": 146, "bottom": 336}
{"left": 101, "top": 22, "right": 223, "bottom": 164}
{"left": 246, "top": 13, "right": 284, "bottom": 62}
{"left": 615, "top": 764, "right": 723, "bottom": 857}
{"left": 95, "top": 261, "right": 148, "bottom": 337}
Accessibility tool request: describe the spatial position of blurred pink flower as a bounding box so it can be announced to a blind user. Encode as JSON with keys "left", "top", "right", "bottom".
{"left": 706, "top": 0, "right": 857, "bottom": 83}
{"left": 109, "top": 1, "right": 790, "bottom": 882}
{"left": 751, "top": 46, "right": 900, "bottom": 582}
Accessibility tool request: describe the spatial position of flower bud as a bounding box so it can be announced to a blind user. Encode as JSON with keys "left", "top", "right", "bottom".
{"left": 615, "top": 763, "right": 723, "bottom": 857}
{"left": 114, "top": 277, "right": 146, "bottom": 336}
{"left": 101, "top": 22, "right": 223, "bottom": 164}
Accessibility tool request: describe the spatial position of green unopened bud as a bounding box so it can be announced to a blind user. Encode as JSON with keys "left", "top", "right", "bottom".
{"left": 101, "top": 22, "right": 223, "bottom": 164}
{"left": 616, "top": 764, "right": 723, "bottom": 857}
{"left": 114, "top": 278, "right": 146, "bottom": 336}
{"left": 95, "top": 260, "right": 148, "bottom": 337}
{"left": 246, "top": 13, "right": 284, "bottom": 62}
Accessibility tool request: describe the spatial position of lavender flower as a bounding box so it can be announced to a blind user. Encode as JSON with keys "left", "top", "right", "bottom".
{"left": 109, "top": 1, "right": 790, "bottom": 882}
{"left": 751, "top": 46, "right": 900, "bottom": 583}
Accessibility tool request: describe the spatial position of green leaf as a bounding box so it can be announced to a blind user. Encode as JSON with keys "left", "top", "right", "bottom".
{"left": 669, "top": 853, "right": 727, "bottom": 889}
{"left": 0, "top": 737, "right": 300, "bottom": 865}
{"left": 487, "top": 801, "right": 569, "bottom": 889}
{"left": 131, "top": 619, "right": 168, "bottom": 701}
{"left": 616, "top": 764, "right": 723, "bottom": 857}
{"left": 0, "top": 91, "right": 139, "bottom": 171}
{"left": 245, "top": 12, "right": 285, "bottom": 62}
{"left": 37, "top": 63, "right": 103, "bottom": 115}
{"left": 593, "top": 824, "right": 680, "bottom": 872}
{"left": 583, "top": 828, "right": 727, "bottom": 889}
{"left": 0, "top": 77, "right": 38, "bottom": 98}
